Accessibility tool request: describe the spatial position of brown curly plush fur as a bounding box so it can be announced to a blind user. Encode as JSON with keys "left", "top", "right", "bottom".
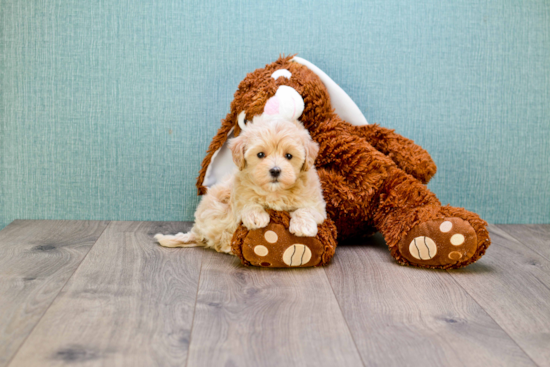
{"left": 199, "top": 55, "right": 491, "bottom": 269}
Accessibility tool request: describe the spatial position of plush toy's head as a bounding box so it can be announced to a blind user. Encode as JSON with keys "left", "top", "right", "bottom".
{"left": 198, "top": 55, "right": 368, "bottom": 193}
{"left": 231, "top": 57, "right": 330, "bottom": 135}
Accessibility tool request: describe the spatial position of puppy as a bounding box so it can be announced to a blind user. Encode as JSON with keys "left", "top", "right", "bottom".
{"left": 155, "top": 115, "right": 327, "bottom": 254}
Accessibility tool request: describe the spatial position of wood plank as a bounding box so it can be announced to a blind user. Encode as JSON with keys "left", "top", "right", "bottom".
{"left": 0, "top": 220, "right": 109, "bottom": 367}
{"left": 325, "top": 233, "right": 536, "bottom": 367}
{"left": 8, "top": 221, "right": 202, "bottom": 367}
{"left": 498, "top": 224, "right": 550, "bottom": 261}
{"left": 186, "top": 250, "right": 364, "bottom": 367}
{"left": 449, "top": 224, "right": 550, "bottom": 367}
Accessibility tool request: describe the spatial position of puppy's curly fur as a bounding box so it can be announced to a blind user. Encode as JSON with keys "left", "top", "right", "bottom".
{"left": 155, "top": 116, "right": 326, "bottom": 253}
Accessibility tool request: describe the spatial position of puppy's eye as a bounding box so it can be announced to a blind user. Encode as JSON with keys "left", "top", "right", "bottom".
{"left": 285, "top": 153, "right": 292, "bottom": 160}
{"left": 257, "top": 152, "right": 265, "bottom": 158}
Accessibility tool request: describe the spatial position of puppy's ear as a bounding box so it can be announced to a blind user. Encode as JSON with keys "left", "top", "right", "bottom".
{"left": 302, "top": 135, "right": 319, "bottom": 171}
{"left": 228, "top": 135, "right": 247, "bottom": 170}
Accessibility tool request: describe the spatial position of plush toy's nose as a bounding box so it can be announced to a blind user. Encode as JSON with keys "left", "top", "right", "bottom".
{"left": 264, "top": 96, "right": 280, "bottom": 115}
{"left": 263, "top": 85, "right": 304, "bottom": 120}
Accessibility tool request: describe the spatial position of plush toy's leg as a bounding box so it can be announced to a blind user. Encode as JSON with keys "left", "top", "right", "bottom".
{"left": 371, "top": 166, "right": 491, "bottom": 269}
{"left": 351, "top": 124, "right": 437, "bottom": 184}
{"left": 312, "top": 122, "right": 490, "bottom": 269}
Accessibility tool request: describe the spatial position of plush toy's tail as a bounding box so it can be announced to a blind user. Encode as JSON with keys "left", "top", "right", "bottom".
{"left": 154, "top": 232, "right": 199, "bottom": 248}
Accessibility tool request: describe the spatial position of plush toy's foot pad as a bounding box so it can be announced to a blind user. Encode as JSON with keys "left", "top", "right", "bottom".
{"left": 398, "top": 217, "right": 478, "bottom": 267}
{"left": 242, "top": 223, "right": 325, "bottom": 267}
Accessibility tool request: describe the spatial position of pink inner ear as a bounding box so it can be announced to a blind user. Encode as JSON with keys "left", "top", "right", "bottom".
{"left": 264, "top": 97, "right": 280, "bottom": 115}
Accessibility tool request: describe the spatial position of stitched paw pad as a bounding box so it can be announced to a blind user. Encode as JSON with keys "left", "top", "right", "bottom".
{"left": 398, "top": 217, "right": 478, "bottom": 266}
{"left": 241, "top": 223, "right": 324, "bottom": 267}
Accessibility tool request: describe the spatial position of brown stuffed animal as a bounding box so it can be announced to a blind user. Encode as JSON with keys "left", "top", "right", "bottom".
{"left": 197, "top": 55, "right": 491, "bottom": 269}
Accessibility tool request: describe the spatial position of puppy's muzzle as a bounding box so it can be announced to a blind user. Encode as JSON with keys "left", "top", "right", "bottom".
{"left": 269, "top": 167, "right": 282, "bottom": 178}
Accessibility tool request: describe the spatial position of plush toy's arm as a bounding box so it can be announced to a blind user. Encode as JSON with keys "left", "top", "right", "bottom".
{"left": 352, "top": 124, "right": 437, "bottom": 184}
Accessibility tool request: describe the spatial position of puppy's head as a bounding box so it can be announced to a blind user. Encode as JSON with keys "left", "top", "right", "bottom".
{"left": 228, "top": 116, "right": 319, "bottom": 192}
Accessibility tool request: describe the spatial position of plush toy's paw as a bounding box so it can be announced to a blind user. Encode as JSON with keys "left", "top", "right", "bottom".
{"left": 397, "top": 217, "right": 480, "bottom": 267}
{"left": 289, "top": 212, "right": 318, "bottom": 237}
{"left": 242, "top": 208, "right": 270, "bottom": 230}
{"left": 232, "top": 210, "right": 337, "bottom": 268}
{"left": 241, "top": 223, "right": 324, "bottom": 267}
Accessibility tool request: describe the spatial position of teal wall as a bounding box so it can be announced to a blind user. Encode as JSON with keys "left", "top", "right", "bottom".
{"left": 1, "top": 0, "right": 549, "bottom": 230}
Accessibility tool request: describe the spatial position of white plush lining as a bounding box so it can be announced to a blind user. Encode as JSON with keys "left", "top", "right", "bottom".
{"left": 292, "top": 57, "right": 368, "bottom": 126}
{"left": 202, "top": 127, "right": 237, "bottom": 188}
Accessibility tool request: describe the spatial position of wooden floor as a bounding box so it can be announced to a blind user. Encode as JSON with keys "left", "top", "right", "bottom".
{"left": 0, "top": 221, "right": 548, "bottom": 367}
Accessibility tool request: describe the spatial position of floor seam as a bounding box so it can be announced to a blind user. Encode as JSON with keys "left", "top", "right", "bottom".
{"left": 4, "top": 220, "right": 111, "bottom": 367}
{"left": 322, "top": 253, "right": 367, "bottom": 367}
{"left": 184, "top": 250, "right": 205, "bottom": 367}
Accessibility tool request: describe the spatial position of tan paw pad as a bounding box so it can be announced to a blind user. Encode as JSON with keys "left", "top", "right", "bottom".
{"left": 409, "top": 237, "right": 437, "bottom": 260}
{"left": 448, "top": 251, "right": 463, "bottom": 261}
{"left": 440, "top": 221, "right": 453, "bottom": 233}
{"left": 283, "top": 244, "right": 312, "bottom": 266}
{"left": 264, "top": 230, "right": 278, "bottom": 243}
{"left": 254, "top": 245, "right": 269, "bottom": 256}
{"left": 450, "top": 234, "right": 465, "bottom": 246}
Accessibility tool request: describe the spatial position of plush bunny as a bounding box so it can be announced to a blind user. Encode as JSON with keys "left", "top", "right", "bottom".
{"left": 197, "top": 55, "right": 490, "bottom": 269}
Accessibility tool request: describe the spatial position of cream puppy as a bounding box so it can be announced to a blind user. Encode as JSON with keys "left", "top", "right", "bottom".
{"left": 155, "top": 116, "right": 326, "bottom": 254}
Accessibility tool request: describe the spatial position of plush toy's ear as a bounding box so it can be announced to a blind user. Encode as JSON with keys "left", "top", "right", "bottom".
{"left": 302, "top": 135, "right": 319, "bottom": 172}
{"left": 228, "top": 134, "right": 247, "bottom": 170}
{"left": 292, "top": 57, "right": 368, "bottom": 126}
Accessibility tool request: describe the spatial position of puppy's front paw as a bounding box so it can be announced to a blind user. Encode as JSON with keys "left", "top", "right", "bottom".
{"left": 242, "top": 208, "right": 270, "bottom": 230}
{"left": 289, "top": 215, "right": 318, "bottom": 237}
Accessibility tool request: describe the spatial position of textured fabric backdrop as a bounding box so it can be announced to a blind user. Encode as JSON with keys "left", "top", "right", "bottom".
{"left": 1, "top": 0, "right": 549, "bottom": 230}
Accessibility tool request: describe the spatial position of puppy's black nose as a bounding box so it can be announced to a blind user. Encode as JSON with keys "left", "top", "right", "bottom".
{"left": 269, "top": 167, "right": 281, "bottom": 178}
